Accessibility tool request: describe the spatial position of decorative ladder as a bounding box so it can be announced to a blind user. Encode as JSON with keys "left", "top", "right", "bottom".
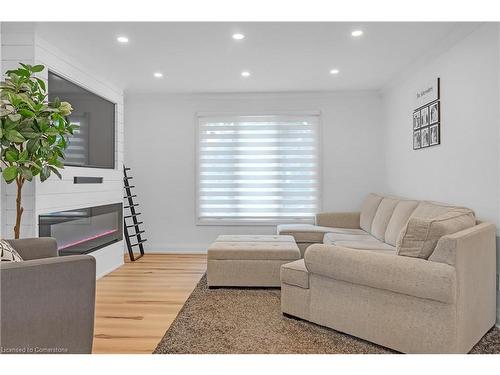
{"left": 123, "top": 165, "right": 146, "bottom": 261}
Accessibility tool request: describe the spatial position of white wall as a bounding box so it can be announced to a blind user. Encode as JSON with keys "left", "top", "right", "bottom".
{"left": 382, "top": 24, "right": 499, "bottom": 225}
{"left": 1, "top": 23, "right": 125, "bottom": 277}
{"left": 381, "top": 23, "right": 500, "bottom": 324}
{"left": 125, "top": 91, "right": 385, "bottom": 252}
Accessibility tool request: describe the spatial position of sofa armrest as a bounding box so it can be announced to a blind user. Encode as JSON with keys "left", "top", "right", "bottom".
{"left": 0, "top": 255, "right": 96, "bottom": 353}
{"left": 304, "top": 244, "right": 456, "bottom": 303}
{"left": 429, "top": 222, "right": 497, "bottom": 347}
{"left": 6, "top": 237, "right": 58, "bottom": 260}
{"left": 315, "top": 212, "right": 360, "bottom": 228}
{"left": 430, "top": 222, "right": 496, "bottom": 266}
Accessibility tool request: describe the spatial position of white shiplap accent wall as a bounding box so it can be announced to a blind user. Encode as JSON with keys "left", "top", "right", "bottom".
{"left": 1, "top": 23, "right": 37, "bottom": 239}
{"left": 0, "top": 23, "right": 125, "bottom": 277}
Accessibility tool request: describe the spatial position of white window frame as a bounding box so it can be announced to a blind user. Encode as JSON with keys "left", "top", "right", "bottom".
{"left": 195, "top": 111, "right": 322, "bottom": 226}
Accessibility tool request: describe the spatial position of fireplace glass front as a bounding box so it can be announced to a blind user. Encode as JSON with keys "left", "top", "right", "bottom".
{"left": 39, "top": 203, "right": 123, "bottom": 255}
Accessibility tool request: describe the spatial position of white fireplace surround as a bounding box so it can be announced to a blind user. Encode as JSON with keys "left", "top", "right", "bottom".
{"left": 0, "top": 23, "right": 125, "bottom": 278}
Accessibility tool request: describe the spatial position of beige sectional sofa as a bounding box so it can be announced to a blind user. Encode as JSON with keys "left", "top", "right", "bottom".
{"left": 278, "top": 193, "right": 497, "bottom": 353}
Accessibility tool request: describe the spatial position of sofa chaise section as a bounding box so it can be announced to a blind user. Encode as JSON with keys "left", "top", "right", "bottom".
{"left": 279, "top": 193, "right": 497, "bottom": 353}
{"left": 277, "top": 212, "right": 361, "bottom": 256}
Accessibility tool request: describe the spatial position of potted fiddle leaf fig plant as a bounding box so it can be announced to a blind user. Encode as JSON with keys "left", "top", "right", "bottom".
{"left": 0, "top": 63, "right": 77, "bottom": 238}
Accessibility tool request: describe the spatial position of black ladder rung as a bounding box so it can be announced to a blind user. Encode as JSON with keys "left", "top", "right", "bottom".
{"left": 124, "top": 213, "right": 141, "bottom": 219}
{"left": 124, "top": 167, "right": 131, "bottom": 171}
{"left": 124, "top": 176, "right": 133, "bottom": 180}
{"left": 130, "top": 239, "right": 147, "bottom": 247}
{"left": 126, "top": 221, "right": 143, "bottom": 228}
{"left": 125, "top": 185, "right": 135, "bottom": 189}
{"left": 124, "top": 204, "right": 139, "bottom": 208}
{"left": 129, "top": 230, "right": 145, "bottom": 237}
{"left": 124, "top": 194, "right": 137, "bottom": 199}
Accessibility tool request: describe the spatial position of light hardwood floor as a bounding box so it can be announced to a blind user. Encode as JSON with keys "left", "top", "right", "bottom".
{"left": 92, "top": 254, "right": 207, "bottom": 354}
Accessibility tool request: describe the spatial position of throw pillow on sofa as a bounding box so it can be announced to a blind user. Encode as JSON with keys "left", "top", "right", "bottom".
{"left": 0, "top": 240, "right": 23, "bottom": 262}
{"left": 396, "top": 203, "right": 475, "bottom": 259}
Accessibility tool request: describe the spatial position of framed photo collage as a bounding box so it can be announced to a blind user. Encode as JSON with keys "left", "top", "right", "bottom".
{"left": 413, "top": 78, "right": 440, "bottom": 150}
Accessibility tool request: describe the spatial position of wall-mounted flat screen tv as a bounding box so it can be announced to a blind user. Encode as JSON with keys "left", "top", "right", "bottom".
{"left": 48, "top": 71, "right": 116, "bottom": 169}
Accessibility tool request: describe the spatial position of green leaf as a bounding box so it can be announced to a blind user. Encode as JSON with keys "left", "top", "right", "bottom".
{"left": 19, "top": 166, "right": 33, "bottom": 181}
{"left": 5, "top": 150, "right": 18, "bottom": 162}
{"left": 20, "top": 131, "right": 39, "bottom": 139}
{"left": 18, "top": 108, "right": 35, "bottom": 118}
{"left": 49, "top": 158, "right": 64, "bottom": 168}
{"left": 36, "top": 118, "right": 50, "bottom": 132}
{"left": 4, "top": 118, "right": 18, "bottom": 131}
{"left": 53, "top": 97, "right": 61, "bottom": 108}
{"left": 18, "top": 149, "right": 28, "bottom": 162}
{"left": 15, "top": 68, "right": 30, "bottom": 78}
{"left": 45, "top": 127, "right": 60, "bottom": 136}
{"left": 40, "top": 165, "right": 51, "bottom": 182}
{"left": 5, "top": 130, "right": 25, "bottom": 143}
{"left": 31, "top": 65, "right": 45, "bottom": 73}
{"left": 30, "top": 161, "right": 42, "bottom": 176}
{"left": 49, "top": 166, "right": 62, "bottom": 179}
{"left": 8, "top": 113, "right": 21, "bottom": 122}
{"left": 35, "top": 78, "right": 46, "bottom": 91}
{"left": 26, "top": 138, "right": 40, "bottom": 153}
{"left": 2, "top": 166, "right": 18, "bottom": 182}
{"left": 55, "top": 148, "right": 65, "bottom": 159}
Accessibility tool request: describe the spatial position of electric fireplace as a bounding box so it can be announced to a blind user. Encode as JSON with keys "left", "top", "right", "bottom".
{"left": 39, "top": 203, "right": 123, "bottom": 256}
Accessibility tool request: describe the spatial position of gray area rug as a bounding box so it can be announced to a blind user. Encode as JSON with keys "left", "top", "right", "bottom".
{"left": 154, "top": 274, "right": 500, "bottom": 354}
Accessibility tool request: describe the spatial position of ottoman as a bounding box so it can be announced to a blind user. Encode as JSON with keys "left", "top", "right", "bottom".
{"left": 207, "top": 235, "right": 300, "bottom": 287}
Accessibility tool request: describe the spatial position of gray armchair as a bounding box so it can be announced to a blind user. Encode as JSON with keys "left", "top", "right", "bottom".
{"left": 0, "top": 238, "right": 96, "bottom": 354}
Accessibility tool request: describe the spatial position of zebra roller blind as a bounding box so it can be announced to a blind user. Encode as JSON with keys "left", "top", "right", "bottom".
{"left": 197, "top": 113, "right": 320, "bottom": 224}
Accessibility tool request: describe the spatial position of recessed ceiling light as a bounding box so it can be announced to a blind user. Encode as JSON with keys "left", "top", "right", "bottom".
{"left": 241, "top": 71, "right": 251, "bottom": 77}
{"left": 116, "top": 36, "right": 129, "bottom": 44}
{"left": 351, "top": 30, "right": 363, "bottom": 37}
{"left": 232, "top": 33, "right": 245, "bottom": 40}
{"left": 153, "top": 72, "right": 163, "bottom": 78}
{"left": 330, "top": 69, "right": 340, "bottom": 75}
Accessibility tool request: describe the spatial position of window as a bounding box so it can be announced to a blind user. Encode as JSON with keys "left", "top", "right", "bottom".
{"left": 197, "top": 113, "right": 320, "bottom": 224}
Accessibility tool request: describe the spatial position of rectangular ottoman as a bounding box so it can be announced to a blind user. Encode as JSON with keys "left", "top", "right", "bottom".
{"left": 207, "top": 235, "right": 300, "bottom": 287}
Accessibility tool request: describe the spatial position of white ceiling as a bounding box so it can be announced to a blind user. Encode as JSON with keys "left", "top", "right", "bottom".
{"left": 34, "top": 22, "right": 479, "bottom": 93}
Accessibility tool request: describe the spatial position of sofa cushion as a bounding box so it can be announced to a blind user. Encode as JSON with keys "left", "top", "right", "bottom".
{"left": 323, "top": 232, "right": 396, "bottom": 253}
{"left": 411, "top": 201, "right": 474, "bottom": 221}
{"left": 277, "top": 224, "right": 335, "bottom": 242}
{"left": 319, "top": 228, "right": 367, "bottom": 235}
{"left": 384, "top": 200, "right": 419, "bottom": 246}
{"left": 370, "top": 197, "right": 399, "bottom": 241}
{"left": 360, "top": 193, "right": 383, "bottom": 233}
{"left": 277, "top": 224, "right": 365, "bottom": 243}
{"left": 322, "top": 232, "right": 374, "bottom": 243}
{"left": 397, "top": 202, "right": 476, "bottom": 259}
{"left": 0, "top": 240, "right": 23, "bottom": 262}
{"left": 280, "top": 259, "right": 309, "bottom": 289}
{"left": 332, "top": 240, "right": 396, "bottom": 253}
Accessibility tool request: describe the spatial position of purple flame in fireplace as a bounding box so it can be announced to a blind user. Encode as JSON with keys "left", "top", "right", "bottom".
{"left": 57, "top": 229, "right": 118, "bottom": 250}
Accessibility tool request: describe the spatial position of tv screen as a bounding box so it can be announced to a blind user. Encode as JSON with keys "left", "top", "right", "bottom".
{"left": 48, "top": 72, "right": 116, "bottom": 169}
